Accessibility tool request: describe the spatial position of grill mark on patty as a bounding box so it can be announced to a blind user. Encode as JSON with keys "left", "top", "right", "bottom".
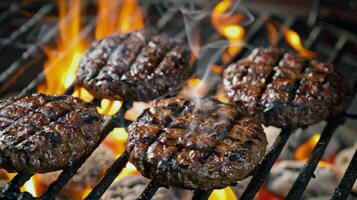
{"left": 104, "top": 32, "right": 149, "bottom": 82}
{"left": 124, "top": 35, "right": 176, "bottom": 83}
{"left": 81, "top": 35, "right": 129, "bottom": 82}
{"left": 128, "top": 97, "right": 267, "bottom": 189}
{"left": 256, "top": 51, "right": 285, "bottom": 106}
{"left": 224, "top": 47, "right": 353, "bottom": 128}
{"left": 77, "top": 30, "right": 191, "bottom": 102}
{"left": 141, "top": 100, "right": 190, "bottom": 176}
{"left": 0, "top": 94, "right": 102, "bottom": 173}
{"left": 288, "top": 59, "right": 309, "bottom": 101}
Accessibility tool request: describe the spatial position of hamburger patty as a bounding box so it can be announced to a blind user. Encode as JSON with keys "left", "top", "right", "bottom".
{"left": 76, "top": 30, "right": 191, "bottom": 102}
{"left": 223, "top": 47, "right": 353, "bottom": 128}
{"left": 0, "top": 94, "right": 102, "bottom": 173}
{"left": 127, "top": 97, "right": 267, "bottom": 189}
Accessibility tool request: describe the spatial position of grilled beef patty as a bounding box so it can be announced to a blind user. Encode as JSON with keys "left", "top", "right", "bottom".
{"left": 223, "top": 47, "right": 353, "bottom": 128}
{"left": 0, "top": 94, "right": 102, "bottom": 173}
{"left": 127, "top": 97, "right": 267, "bottom": 189}
{"left": 76, "top": 30, "right": 191, "bottom": 102}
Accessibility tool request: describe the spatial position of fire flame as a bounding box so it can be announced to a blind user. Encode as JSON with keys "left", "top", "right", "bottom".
{"left": 265, "top": 21, "right": 278, "bottom": 46}
{"left": 103, "top": 127, "right": 128, "bottom": 156}
{"left": 211, "top": 0, "right": 245, "bottom": 63}
{"left": 1, "top": 170, "right": 40, "bottom": 197}
{"left": 284, "top": 28, "right": 316, "bottom": 59}
{"left": 38, "top": 0, "right": 144, "bottom": 117}
{"left": 96, "top": 0, "right": 144, "bottom": 40}
{"left": 37, "top": 0, "right": 86, "bottom": 95}
{"left": 295, "top": 133, "right": 335, "bottom": 167}
{"left": 209, "top": 187, "right": 237, "bottom": 200}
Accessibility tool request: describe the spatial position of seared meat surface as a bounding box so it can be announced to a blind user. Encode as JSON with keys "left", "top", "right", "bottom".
{"left": 127, "top": 97, "right": 267, "bottom": 189}
{"left": 0, "top": 94, "right": 102, "bottom": 173}
{"left": 76, "top": 30, "right": 191, "bottom": 102}
{"left": 223, "top": 47, "right": 352, "bottom": 128}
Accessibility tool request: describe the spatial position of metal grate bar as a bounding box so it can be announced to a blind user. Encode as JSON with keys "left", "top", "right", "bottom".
{"left": 331, "top": 150, "right": 357, "bottom": 200}
{"left": 0, "top": 4, "right": 54, "bottom": 51}
{"left": 1, "top": 173, "right": 33, "bottom": 195}
{"left": 136, "top": 181, "right": 162, "bottom": 200}
{"left": 304, "top": 26, "right": 321, "bottom": 48}
{"left": 240, "top": 128, "right": 293, "bottom": 200}
{"left": 85, "top": 152, "right": 129, "bottom": 200}
{"left": 327, "top": 35, "right": 348, "bottom": 63}
{"left": 192, "top": 189, "right": 213, "bottom": 200}
{"left": 15, "top": 18, "right": 96, "bottom": 98}
{"left": 286, "top": 116, "right": 346, "bottom": 199}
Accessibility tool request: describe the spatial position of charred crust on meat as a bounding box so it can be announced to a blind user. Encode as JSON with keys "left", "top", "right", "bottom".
{"left": 76, "top": 30, "right": 191, "bottom": 102}
{"left": 0, "top": 93, "right": 102, "bottom": 173}
{"left": 223, "top": 47, "right": 353, "bottom": 128}
{"left": 127, "top": 97, "right": 267, "bottom": 189}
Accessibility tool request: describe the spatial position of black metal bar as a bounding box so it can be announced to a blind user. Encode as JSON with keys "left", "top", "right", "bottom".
{"left": 327, "top": 36, "right": 348, "bottom": 63}
{"left": 344, "top": 112, "right": 357, "bottom": 119}
{"left": 307, "top": 0, "right": 320, "bottom": 27}
{"left": 63, "top": 83, "right": 76, "bottom": 95}
{"left": 331, "top": 150, "right": 357, "bottom": 200}
{"left": 84, "top": 152, "right": 129, "bottom": 200}
{"left": 240, "top": 128, "right": 293, "bottom": 200}
{"left": 16, "top": 18, "right": 96, "bottom": 98}
{"left": 1, "top": 173, "right": 33, "bottom": 194}
{"left": 192, "top": 189, "right": 213, "bottom": 200}
{"left": 286, "top": 115, "right": 346, "bottom": 200}
{"left": 135, "top": 181, "right": 162, "bottom": 200}
{"left": 0, "top": 4, "right": 54, "bottom": 51}
{"left": 0, "top": 18, "right": 60, "bottom": 95}
{"left": 304, "top": 26, "right": 321, "bottom": 48}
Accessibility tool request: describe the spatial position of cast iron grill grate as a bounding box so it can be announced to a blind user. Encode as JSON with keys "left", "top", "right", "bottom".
{"left": 0, "top": 1, "right": 356, "bottom": 200}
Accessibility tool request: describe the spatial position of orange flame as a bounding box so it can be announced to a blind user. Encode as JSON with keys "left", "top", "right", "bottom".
{"left": 284, "top": 28, "right": 316, "bottom": 59}
{"left": 295, "top": 134, "right": 320, "bottom": 161}
{"left": 295, "top": 133, "right": 335, "bottom": 168}
{"left": 103, "top": 127, "right": 128, "bottom": 156}
{"left": 211, "top": 0, "right": 245, "bottom": 63}
{"left": 37, "top": 0, "right": 86, "bottom": 95}
{"left": 115, "top": 163, "right": 140, "bottom": 181}
{"left": 96, "top": 0, "right": 144, "bottom": 40}
{"left": 209, "top": 187, "right": 237, "bottom": 200}
{"left": 0, "top": 170, "right": 41, "bottom": 197}
{"left": 38, "top": 0, "right": 144, "bottom": 117}
{"left": 265, "top": 21, "right": 278, "bottom": 46}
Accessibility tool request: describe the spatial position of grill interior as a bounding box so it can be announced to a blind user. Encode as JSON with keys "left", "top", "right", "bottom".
{"left": 0, "top": 1, "right": 356, "bottom": 200}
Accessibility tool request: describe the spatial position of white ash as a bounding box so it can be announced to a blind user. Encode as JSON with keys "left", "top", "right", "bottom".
{"left": 266, "top": 160, "right": 339, "bottom": 199}
{"left": 102, "top": 175, "right": 177, "bottom": 200}
{"left": 334, "top": 143, "right": 357, "bottom": 193}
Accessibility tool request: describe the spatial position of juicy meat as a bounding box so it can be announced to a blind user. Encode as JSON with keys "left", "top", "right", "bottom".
{"left": 223, "top": 47, "right": 353, "bottom": 128}
{"left": 0, "top": 94, "right": 102, "bottom": 173}
{"left": 127, "top": 97, "right": 267, "bottom": 190}
{"left": 38, "top": 145, "right": 115, "bottom": 197}
{"left": 76, "top": 30, "right": 191, "bottom": 102}
{"left": 102, "top": 175, "right": 175, "bottom": 200}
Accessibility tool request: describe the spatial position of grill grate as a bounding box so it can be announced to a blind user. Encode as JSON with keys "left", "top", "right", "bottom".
{"left": 0, "top": 2, "right": 356, "bottom": 200}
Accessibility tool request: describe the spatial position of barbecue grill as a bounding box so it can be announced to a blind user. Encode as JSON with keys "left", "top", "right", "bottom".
{"left": 0, "top": 1, "right": 356, "bottom": 200}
